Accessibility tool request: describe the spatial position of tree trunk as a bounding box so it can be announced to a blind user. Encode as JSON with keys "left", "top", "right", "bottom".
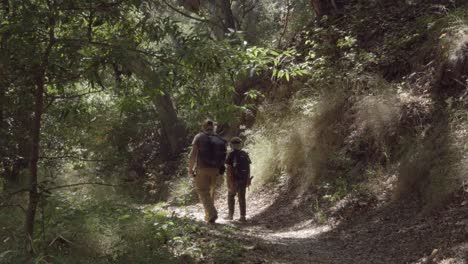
{"left": 25, "top": 77, "right": 44, "bottom": 254}
{"left": 0, "top": 0, "right": 9, "bottom": 181}
{"left": 310, "top": 0, "right": 342, "bottom": 17}
{"left": 0, "top": 85, "right": 3, "bottom": 131}
{"left": 243, "top": 4, "right": 259, "bottom": 44}
{"left": 124, "top": 58, "right": 187, "bottom": 157}
{"left": 25, "top": 5, "right": 55, "bottom": 253}
{"left": 206, "top": 0, "right": 237, "bottom": 39}
{"left": 152, "top": 92, "right": 186, "bottom": 156}
{"left": 0, "top": 0, "right": 10, "bottom": 140}
{"left": 220, "top": 0, "right": 236, "bottom": 32}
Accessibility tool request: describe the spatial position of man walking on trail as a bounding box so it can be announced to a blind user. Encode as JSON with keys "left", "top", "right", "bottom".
{"left": 188, "top": 119, "right": 227, "bottom": 224}
{"left": 225, "top": 137, "right": 252, "bottom": 222}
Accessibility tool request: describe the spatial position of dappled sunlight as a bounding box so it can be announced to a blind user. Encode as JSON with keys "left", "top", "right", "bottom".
{"left": 267, "top": 224, "right": 331, "bottom": 239}
{"left": 1, "top": 0, "right": 468, "bottom": 263}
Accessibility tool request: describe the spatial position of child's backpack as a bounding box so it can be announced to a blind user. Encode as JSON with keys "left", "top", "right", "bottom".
{"left": 233, "top": 150, "right": 251, "bottom": 182}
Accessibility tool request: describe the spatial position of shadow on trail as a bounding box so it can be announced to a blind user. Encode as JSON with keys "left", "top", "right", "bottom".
{"left": 243, "top": 186, "right": 318, "bottom": 231}
{"left": 237, "top": 191, "right": 468, "bottom": 264}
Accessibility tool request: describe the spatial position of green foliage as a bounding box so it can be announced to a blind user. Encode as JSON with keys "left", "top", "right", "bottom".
{"left": 1, "top": 190, "right": 245, "bottom": 263}
{"left": 172, "top": 37, "right": 310, "bottom": 129}
{"left": 312, "top": 198, "right": 327, "bottom": 224}
{"left": 302, "top": 26, "right": 377, "bottom": 84}
{"left": 169, "top": 176, "right": 198, "bottom": 206}
{"left": 320, "top": 178, "right": 357, "bottom": 203}
{"left": 1, "top": 0, "right": 314, "bottom": 193}
{"left": 243, "top": 47, "right": 311, "bottom": 81}
{"left": 2, "top": 0, "right": 467, "bottom": 261}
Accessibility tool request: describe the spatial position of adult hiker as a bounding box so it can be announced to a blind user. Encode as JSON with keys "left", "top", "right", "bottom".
{"left": 225, "top": 137, "right": 252, "bottom": 222}
{"left": 188, "top": 119, "right": 227, "bottom": 224}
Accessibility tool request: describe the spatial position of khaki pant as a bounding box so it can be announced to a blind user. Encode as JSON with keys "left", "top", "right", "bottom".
{"left": 195, "top": 167, "right": 218, "bottom": 222}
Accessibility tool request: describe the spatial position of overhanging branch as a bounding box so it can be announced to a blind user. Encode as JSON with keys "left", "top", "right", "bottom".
{"left": 160, "top": 0, "right": 222, "bottom": 30}
{"left": 1, "top": 182, "right": 123, "bottom": 201}
{"left": 40, "top": 155, "right": 120, "bottom": 162}
{"left": 44, "top": 182, "right": 120, "bottom": 192}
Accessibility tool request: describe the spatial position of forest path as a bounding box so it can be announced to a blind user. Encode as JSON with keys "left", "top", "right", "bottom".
{"left": 165, "top": 184, "right": 468, "bottom": 264}
{"left": 169, "top": 196, "right": 337, "bottom": 264}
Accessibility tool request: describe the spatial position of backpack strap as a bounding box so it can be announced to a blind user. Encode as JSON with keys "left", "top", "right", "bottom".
{"left": 244, "top": 151, "right": 251, "bottom": 164}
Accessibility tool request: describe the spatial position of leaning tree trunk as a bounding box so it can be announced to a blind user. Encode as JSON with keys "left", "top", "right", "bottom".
{"left": 152, "top": 92, "right": 187, "bottom": 156}
{"left": 125, "top": 57, "right": 187, "bottom": 157}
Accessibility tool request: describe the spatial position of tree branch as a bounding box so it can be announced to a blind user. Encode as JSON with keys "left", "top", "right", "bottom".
{"left": 1, "top": 182, "right": 122, "bottom": 201}
{"left": 57, "top": 1, "right": 125, "bottom": 12}
{"left": 0, "top": 203, "right": 26, "bottom": 213}
{"left": 160, "top": 0, "right": 221, "bottom": 29}
{"left": 47, "top": 89, "right": 105, "bottom": 100}
{"left": 278, "top": 0, "right": 291, "bottom": 49}
{"left": 39, "top": 155, "right": 120, "bottom": 162}
{"left": 1, "top": 187, "right": 30, "bottom": 200}
{"left": 44, "top": 182, "right": 120, "bottom": 192}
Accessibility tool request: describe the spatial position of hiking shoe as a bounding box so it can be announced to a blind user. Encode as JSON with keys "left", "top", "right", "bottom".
{"left": 208, "top": 215, "right": 218, "bottom": 224}
{"left": 239, "top": 216, "right": 246, "bottom": 222}
{"left": 224, "top": 215, "right": 233, "bottom": 221}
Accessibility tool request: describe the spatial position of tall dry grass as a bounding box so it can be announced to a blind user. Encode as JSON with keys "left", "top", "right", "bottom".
{"left": 246, "top": 72, "right": 467, "bottom": 210}
{"left": 246, "top": 82, "right": 351, "bottom": 193}
{"left": 394, "top": 28, "right": 468, "bottom": 212}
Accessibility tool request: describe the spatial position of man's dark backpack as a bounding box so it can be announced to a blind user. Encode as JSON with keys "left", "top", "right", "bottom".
{"left": 199, "top": 134, "right": 227, "bottom": 169}
{"left": 233, "top": 150, "right": 251, "bottom": 182}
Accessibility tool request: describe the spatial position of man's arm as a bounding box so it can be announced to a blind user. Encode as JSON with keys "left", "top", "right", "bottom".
{"left": 188, "top": 144, "right": 198, "bottom": 177}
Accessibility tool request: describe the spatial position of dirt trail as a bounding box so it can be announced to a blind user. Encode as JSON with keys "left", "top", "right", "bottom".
{"left": 169, "top": 187, "right": 468, "bottom": 264}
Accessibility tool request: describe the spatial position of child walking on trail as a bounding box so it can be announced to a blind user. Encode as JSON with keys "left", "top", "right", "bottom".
{"left": 225, "top": 137, "right": 252, "bottom": 222}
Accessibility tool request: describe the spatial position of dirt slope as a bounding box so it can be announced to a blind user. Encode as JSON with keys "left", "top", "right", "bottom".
{"left": 169, "top": 187, "right": 468, "bottom": 264}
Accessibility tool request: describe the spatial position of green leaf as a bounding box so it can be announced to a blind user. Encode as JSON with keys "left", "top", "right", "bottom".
{"left": 118, "top": 214, "right": 131, "bottom": 221}
{"left": 278, "top": 70, "right": 284, "bottom": 79}
{"left": 270, "top": 50, "right": 280, "bottom": 56}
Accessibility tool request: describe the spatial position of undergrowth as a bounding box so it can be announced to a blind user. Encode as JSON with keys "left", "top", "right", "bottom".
{"left": 0, "top": 188, "right": 244, "bottom": 264}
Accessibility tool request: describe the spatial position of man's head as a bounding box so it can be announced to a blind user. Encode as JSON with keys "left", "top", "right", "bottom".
{"left": 202, "top": 119, "right": 215, "bottom": 134}
{"left": 230, "top": 137, "right": 242, "bottom": 150}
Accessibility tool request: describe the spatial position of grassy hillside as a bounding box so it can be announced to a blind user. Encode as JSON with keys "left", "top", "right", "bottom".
{"left": 247, "top": 1, "right": 468, "bottom": 213}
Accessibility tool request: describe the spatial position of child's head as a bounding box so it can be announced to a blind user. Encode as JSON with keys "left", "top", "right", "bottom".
{"left": 230, "top": 137, "right": 242, "bottom": 150}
